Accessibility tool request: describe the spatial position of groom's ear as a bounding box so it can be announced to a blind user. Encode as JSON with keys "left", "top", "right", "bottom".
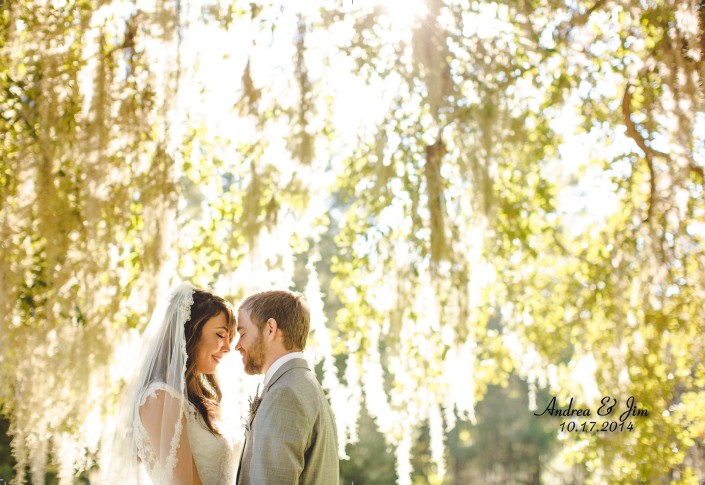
{"left": 265, "top": 318, "right": 278, "bottom": 341}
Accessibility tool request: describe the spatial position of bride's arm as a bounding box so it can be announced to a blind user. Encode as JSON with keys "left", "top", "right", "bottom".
{"left": 140, "top": 390, "right": 202, "bottom": 485}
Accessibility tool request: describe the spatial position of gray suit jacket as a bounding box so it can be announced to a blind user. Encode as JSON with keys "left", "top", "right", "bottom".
{"left": 236, "top": 358, "right": 339, "bottom": 485}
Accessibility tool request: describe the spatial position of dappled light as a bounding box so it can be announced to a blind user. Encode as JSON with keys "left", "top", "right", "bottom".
{"left": 1, "top": 0, "right": 704, "bottom": 483}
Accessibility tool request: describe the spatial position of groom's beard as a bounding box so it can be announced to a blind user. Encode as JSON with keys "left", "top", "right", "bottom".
{"left": 243, "top": 333, "right": 266, "bottom": 375}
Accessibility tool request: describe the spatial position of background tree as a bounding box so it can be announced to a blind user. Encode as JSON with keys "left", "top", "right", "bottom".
{"left": 0, "top": 0, "right": 185, "bottom": 481}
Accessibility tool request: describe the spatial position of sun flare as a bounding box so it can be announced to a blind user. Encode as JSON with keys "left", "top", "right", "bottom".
{"left": 378, "top": 0, "right": 429, "bottom": 29}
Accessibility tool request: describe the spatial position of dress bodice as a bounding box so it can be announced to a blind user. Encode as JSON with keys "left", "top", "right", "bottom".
{"left": 186, "top": 403, "right": 238, "bottom": 485}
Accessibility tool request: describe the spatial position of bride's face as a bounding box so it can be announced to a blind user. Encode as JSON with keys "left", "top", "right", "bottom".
{"left": 235, "top": 309, "right": 266, "bottom": 375}
{"left": 195, "top": 312, "right": 231, "bottom": 374}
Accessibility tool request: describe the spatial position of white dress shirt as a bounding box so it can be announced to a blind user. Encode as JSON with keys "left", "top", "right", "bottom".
{"left": 263, "top": 351, "right": 304, "bottom": 389}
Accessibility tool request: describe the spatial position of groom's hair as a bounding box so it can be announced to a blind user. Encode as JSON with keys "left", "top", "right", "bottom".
{"left": 239, "top": 290, "right": 310, "bottom": 351}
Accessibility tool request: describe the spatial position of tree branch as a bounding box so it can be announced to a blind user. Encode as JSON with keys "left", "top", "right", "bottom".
{"left": 425, "top": 136, "right": 447, "bottom": 267}
{"left": 622, "top": 82, "right": 705, "bottom": 218}
{"left": 571, "top": 0, "right": 607, "bottom": 27}
{"left": 622, "top": 82, "right": 656, "bottom": 223}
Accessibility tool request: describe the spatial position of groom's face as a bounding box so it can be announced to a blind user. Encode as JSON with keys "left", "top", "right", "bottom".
{"left": 235, "top": 309, "right": 266, "bottom": 375}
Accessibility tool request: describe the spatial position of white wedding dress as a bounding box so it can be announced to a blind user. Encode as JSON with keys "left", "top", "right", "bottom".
{"left": 185, "top": 401, "right": 238, "bottom": 484}
{"left": 135, "top": 382, "right": 238, "bottom": 485}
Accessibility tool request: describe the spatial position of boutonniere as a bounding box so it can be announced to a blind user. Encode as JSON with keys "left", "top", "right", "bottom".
{"left": 247, "top": 385, "right": 262, "bottom": 423}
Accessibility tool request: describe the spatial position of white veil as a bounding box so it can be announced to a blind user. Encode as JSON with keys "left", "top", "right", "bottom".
{"left": 103, "top": 281, "right": 200, "bottom": 484}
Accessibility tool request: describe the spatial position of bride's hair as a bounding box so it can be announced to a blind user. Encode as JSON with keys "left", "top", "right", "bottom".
{"left": 184, "top": 288, "right": 235, "bottom": 435}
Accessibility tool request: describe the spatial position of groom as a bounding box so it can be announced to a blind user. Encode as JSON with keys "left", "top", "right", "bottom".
{"left": 234, "top": 289, "right": 339, "bottom": 485}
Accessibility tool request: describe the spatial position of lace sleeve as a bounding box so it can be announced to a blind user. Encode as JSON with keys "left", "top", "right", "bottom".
{"left": 135, "top": 383, "right": 201, "bottom": 485}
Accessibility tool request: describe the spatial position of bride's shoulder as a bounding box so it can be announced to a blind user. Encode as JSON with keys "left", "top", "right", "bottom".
{"left": 137, "top": 382, "right": 182, "bottom": 408}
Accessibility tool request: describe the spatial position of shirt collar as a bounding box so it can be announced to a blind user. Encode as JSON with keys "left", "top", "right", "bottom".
{"left": 263, "top": 351, "right": 304, "bottom": 388}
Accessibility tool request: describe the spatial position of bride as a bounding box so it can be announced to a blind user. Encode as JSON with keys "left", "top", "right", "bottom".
{"left": 104, "top": 282, "right": 239, "bottom": 484}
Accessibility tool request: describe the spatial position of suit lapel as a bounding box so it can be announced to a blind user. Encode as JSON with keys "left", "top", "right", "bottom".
{"left": 263, "top": 358, "right": 310, "bottom": 394}
{"left": 236, "top": 441, "right": 245, "bottom": 483}
{"left": 236, "top": 358, "right": 310, "bottom": 484}
{"left": 244, "top": 360, "right": 308, "bottom": 431}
